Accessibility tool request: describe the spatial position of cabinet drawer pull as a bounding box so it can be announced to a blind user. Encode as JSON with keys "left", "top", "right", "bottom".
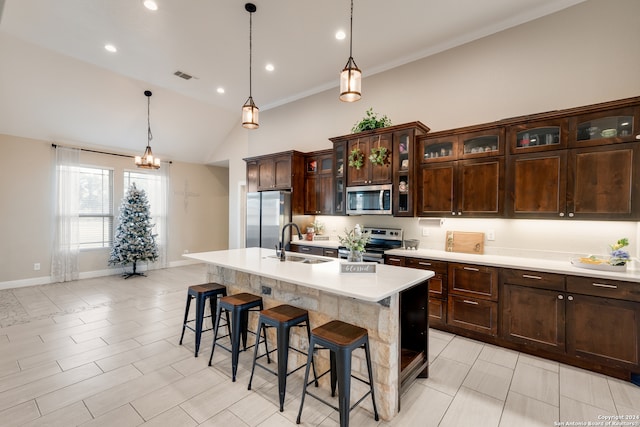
{"left": 463, "top": 267, "right": 479, "bottom": 272}
{"left": 388, "top": 258, "right": 401, "bottom": 262}
{"left": 301, "top": 247, "right": 310, "bottom": 252}
{"left": 522, "top": 274, "right": 542, "bottom": 280}
{"left": 463, "top": 299, "right": 479, "bottom": 305}
{"left": 419, "top": 262, "right": 431, "bottom": 266}
{"left": 592, "top": 283, "right": 617, "bottom": 289}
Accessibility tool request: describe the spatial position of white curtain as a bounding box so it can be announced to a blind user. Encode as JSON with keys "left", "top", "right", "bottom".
{"left": 51, "top": 146, "right": 80, "bottom": 282}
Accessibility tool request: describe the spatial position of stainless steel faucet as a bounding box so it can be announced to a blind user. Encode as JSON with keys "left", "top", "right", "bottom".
{"left": 279, "top": 222, "right": 303, "bottom": 261}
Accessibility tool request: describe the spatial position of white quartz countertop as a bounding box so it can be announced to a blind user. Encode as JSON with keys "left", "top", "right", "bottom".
{"left": 385, "top": 248, "right": 640, "bottom": 283}
{"left": 184, "top": 248, "right": 433, "bottom": 302}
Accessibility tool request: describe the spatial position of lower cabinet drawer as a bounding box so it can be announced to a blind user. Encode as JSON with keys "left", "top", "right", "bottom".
{"left": 323, "top": 248, "right": 338, "bottom": 258}
{"left": 447, "top": 295, "right": 498, "bottom": 336}
{"left": 428, "top": 297, "right": 446, "bottom": 326}
{"left": 293, "top": 245, "right": 324, "bottom": 256}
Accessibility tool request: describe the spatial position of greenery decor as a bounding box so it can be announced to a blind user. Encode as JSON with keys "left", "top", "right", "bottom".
{"left": 348, "top": 147, "right": 364, "bottom": 169}
{"left": 108, "top": 183, "right": 159, "bottom": 278}
{"left": 338, "top": 224, "right": 370, "bottom": 253}
{"left": 351, "top": 108, "right": 392, "bottom": 133}
{"left": 369, "top": 146, "right": 388, "bottom": 166}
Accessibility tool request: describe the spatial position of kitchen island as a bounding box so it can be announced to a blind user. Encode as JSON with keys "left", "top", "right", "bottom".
{"left": 185, "top": 247, "right": 434, "bottom": 421}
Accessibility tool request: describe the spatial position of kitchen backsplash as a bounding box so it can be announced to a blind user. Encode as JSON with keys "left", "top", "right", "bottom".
{"left": 309, "top": 215, "right": 638, "bottom": 263}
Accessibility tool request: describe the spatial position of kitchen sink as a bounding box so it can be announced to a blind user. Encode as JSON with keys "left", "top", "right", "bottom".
{"left": 266, "top": 255, "right": 331, "bottom": 264}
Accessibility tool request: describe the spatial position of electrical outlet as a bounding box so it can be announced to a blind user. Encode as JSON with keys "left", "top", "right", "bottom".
{"left": 487, "top": 230, "right": 495, "bottom": 241}
{"left": 422, "top": 227, "right": 429, "bottom": 237}
{"left": 33, "top": 263, "right": 41, "bottom": 271}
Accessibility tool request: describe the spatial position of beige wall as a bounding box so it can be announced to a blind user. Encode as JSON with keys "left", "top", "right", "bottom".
{"left": 212, "top": 0, "right": 640, "bottom": 256}
{"left": 0, "top": 134, "right": 229, "bottom": 285}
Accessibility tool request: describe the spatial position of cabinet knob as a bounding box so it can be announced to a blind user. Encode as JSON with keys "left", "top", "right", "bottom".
{"left": 568, "top": 295, "right": 574, "bottom": 301}
{"left": 558, "top": 295, "right": 564, "bottom": 300}
{"left": 451, "top": 212, "right": 456, "bottom": 216}
{"left": 568, "top": 213, "right": 574, "bottom": 218}
{"left": 458, "top": 212, "right": 462, "bottom": 216}
{"left": 559, "top": 212, "right": 565, "bottom": 217}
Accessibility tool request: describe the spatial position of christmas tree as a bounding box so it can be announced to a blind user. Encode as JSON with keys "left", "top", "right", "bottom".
{"left": 109, "top": 183, "right": 159, "bottom": 278}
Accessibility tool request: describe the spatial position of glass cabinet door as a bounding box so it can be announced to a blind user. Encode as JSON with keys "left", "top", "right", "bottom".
{"left": 460, "top": 128, "right": 504, "bottom": 158}
{"left": 420, "top": 136, "right": 457, "bottom": 163}
{"left": 570, "top": 106, "right": 640, "bottom": 147}
{"left": 333, "top": 141, "right": 346, "bottom": 215}
{"left": 508, "top": 118, "right": 568, "bottom": 154}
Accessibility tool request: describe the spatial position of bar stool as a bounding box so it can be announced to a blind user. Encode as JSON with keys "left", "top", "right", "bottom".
{"left": 247, "top": 304, "right": 319, "bottom": 412}
{"left": 178, "top": 283, "right": 227, "bottom": 357}
{"left": 208, "top": 292, "right": 267, "bottom": 382}
{"left": 296, "top": 320, "right": 379, "bottom": 427}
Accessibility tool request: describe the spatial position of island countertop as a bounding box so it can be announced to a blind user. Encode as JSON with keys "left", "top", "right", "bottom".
{"left": 184, "top": 247, "right": 434, "bottom": 302}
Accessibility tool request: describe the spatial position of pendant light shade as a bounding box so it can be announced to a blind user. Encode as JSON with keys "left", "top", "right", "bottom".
{"left": 135, "top": 90, "right": 160, "bottom": 169}
{"left": 242, "top": 3, "right": 259, "bottom": 129}
{"left": 339, "top": 0, "right": 361, "bottom": 102}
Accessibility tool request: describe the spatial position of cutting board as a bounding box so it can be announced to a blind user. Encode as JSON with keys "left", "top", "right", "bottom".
{"left": 445, "top": 231, "right": 485, "bottom": 254}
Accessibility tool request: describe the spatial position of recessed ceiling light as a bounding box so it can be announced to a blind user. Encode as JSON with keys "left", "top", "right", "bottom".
{"left": 335, "top": 30, "right": 346, "bottom": 40}
{"left": 104, "top": 44, "right": 117, "bottom": 53}
{"left": 216, "top": 87, "right": 225, "bottom": 94}
{"left": 143, "top": 0, "right": 158, "bottom": 11}
{"left": 265, "top": 63, "right": 274, "bottom": 72}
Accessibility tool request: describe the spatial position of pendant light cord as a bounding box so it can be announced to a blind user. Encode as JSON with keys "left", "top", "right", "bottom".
{"left": 349, "top": 0, "right": 354, "bottom": 59}
{"left": 249, "top": 10, "right": 253, "bottom": 97}
{"left": 147, "top": 95, "right": 153, "bottom": 147}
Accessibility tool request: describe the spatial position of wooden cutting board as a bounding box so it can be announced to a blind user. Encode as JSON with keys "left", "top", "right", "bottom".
{"left": 445, "top": 231, "right": 485, "bottom": 254}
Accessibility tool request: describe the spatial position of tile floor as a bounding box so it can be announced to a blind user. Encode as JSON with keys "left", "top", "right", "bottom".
{"left": 0, "top": 264, "right": 639, "bottom": 426}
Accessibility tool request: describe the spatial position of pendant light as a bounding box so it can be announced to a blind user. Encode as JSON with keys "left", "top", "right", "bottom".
{"left": 135, "top": 90, "right": 161, "bottom": 169}
{"left": 339, "top": 0, "right": 361, "bottom": 102}
{"left": 242, "top": 3, "right": 259, "bottom": 129}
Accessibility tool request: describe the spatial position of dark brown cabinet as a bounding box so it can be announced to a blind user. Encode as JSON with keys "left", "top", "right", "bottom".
{"left": 392, "top": 124, "right": 430, "bottom": 216}
{"left": 333, "top": 141, "right": 347, "bottom": 215}
{"left": 507, "top": 140, "right": 639, "bottom": 220}
{"left": 447, "top": 263, "right": 498, "bottom": 336}
{"left": 502, "top": 270, "right": 640, "bottom": 371}
{"left": 406, "top": 258, "right": 448, "bottom": 326}
{"left": 569, "top": 105, "right": 640, "bottom": 148}
{"left": 507, "top": 151, "right": 567, "bottom": 218}
{"left": 417, "top": 129, "right": 504, "bottom": 218}
{"left": 304, "top": 150, "right": 333, "bottom": 215}
{"left": 501, "top": 269, "right": 566, "bottom": 353}
{"left": 329, "top": 123, "right": 429, "bottom": 217}
{"left": 567, "top": 143, "right": 639, "bottom": 220}
{"left": 346, "top": 133, "right": 393, "bottom": 186}
{"left": 244, "top": 151, "right": 305, "bottom": 214}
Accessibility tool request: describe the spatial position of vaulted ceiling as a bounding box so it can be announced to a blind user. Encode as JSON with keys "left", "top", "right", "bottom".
{"left": 0, "top": 0, "right": 585, "bottom": 163}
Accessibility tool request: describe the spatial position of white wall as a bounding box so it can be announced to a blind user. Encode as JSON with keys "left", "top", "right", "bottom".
{"left": 213, "top": 0, "right": 640, "bottom": 259}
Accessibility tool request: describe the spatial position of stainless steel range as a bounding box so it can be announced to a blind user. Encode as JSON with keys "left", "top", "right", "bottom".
{"left": 338, "top": 226, "right": 403, "bottom": 264}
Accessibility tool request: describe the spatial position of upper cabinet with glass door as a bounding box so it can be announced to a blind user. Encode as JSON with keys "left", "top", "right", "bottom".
{"left": 460, "top": 128, "right": 505, "bottom": 158}
{"left": 569, "top": 105, "right": 640, "bottom": 148}
{"left": 507, "top": 118, "right": 568, "bottom": 154}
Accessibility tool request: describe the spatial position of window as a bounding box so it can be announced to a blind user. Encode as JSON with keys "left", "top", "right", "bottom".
{"left": 79, "top": 167, "right": 113, "bottom": 249}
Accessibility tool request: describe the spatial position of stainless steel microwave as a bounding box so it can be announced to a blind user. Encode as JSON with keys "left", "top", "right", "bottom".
{"left": 346, "top": 184, "right": 392, "bottom": 215}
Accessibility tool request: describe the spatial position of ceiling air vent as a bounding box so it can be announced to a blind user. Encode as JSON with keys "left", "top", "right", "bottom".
{"left": 174, "top": 70, "right": 193, "bottom": 80}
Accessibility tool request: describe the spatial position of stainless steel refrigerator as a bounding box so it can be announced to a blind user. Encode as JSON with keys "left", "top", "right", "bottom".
{"left": 246, "top": 191, "right": 293, "bottom": 250}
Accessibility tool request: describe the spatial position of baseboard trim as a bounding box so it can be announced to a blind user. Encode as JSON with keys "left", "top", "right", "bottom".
{"left": 0, "top": 261, "right": 202, "bottom": 290}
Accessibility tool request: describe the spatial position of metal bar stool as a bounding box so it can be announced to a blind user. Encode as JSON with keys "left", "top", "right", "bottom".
{"left": 178, "top": 283, "right": 227, "bottom": 357}
{"left": 248, "top": 304, "right": 319, "bottom": 412}
{"left": 208, "top": 292, "right": 268, "bottom": 381}
{"left": 296, "top": 320, "right": 379, "bottom": 427}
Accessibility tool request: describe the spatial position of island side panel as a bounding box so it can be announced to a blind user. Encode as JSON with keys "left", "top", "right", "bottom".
{"left": 207, "top": 264, "right": 401, "bottom": 421}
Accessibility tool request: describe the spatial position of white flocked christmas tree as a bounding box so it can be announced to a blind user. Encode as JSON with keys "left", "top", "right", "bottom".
{"left": 109, "top": 183, "right": 159, "bottom": 278}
